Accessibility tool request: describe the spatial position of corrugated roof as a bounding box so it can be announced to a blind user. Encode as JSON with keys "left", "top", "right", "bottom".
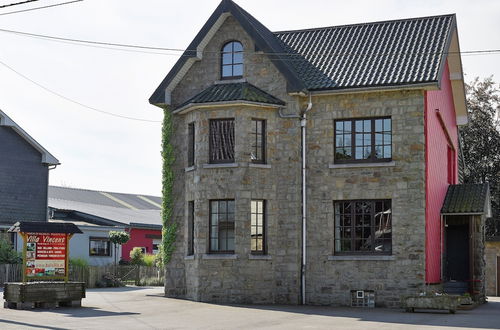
{"left": 48, "top": 186, "right": 161, "bottom": 211}
{"left": 274, "top": 15, "right": 454, "bottom": 90}
{"left": 441, "top": 184, "right": 490, "bottom": 214}
{"left": 175, "top": 82, "right": 285, "bottom": 110}
{"left": 48, "top": 186, "right": 162, "bottom": 229}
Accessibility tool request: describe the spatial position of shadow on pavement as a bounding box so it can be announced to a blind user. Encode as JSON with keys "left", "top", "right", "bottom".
{"left": 86, "top": 286, "right": 151, "bottom": 293}
{"left": 28, "top": 306, "right": 141, "bottom": 318}
{"left": 0, "top": 319, "right": 66, "bottom": 330}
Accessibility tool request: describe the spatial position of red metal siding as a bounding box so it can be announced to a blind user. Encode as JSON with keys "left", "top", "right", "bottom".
{"left": 121, "top": 228, "right": 161, "bottom": 261}
{"left": 425, "top": 60, "right": 458, "bottom": 283}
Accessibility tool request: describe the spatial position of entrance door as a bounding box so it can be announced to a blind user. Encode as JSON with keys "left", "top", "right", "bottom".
{"left": 446, "top": 224, "right": 470, "bottom": 281}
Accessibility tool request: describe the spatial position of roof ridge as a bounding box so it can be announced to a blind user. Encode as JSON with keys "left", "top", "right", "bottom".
{"left": 273, "top": 13, "right": 455, "bottom": 34}
{"left": 49, "top": 185, "right": 160, "bottom": 199}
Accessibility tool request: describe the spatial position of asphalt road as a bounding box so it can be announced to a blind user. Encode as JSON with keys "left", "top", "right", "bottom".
{"left": 1, "top": 287, "right": 499, "bottom": 329}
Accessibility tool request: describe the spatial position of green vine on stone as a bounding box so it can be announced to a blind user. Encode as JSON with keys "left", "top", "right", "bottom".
{"left": 161, "top": 107, "right": 177, "bottom": 265}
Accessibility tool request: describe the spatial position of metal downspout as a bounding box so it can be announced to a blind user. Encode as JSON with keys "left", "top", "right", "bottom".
{"left": 301, "top": 94, "right": 312, "bottom": 305}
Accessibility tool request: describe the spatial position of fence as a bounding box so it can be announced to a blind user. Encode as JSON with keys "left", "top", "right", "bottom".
{"left": 0, "top": 264, "right": 164, "bottom": 288}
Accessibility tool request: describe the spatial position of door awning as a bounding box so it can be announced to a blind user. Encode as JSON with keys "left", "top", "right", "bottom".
{"left": 441, "top": 183, "right": 492, "bottom": 217}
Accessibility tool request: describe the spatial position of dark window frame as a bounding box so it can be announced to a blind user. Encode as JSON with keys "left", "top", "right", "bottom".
{"left": 209, "top": 199, "right": 236, "bottom": 254}
{"left": 187, "top": 201, "right": 195, "bottom": 256}
{"left": 250, "top": 199, "right": 266, "bottom": 255}
{"left": 334, "top": 117, "right": 392, "bottom": 164}
{"left": 221, "top": 40, "right": 243, "bottom": 80}
{"left": 250, "top": 118, "right": 266, "bottom": 164}
{"left": 89, "top": 237, "right": 111, "bottom": 257}
{"left": 188, "top": 122, "right": 195, "bottom": 167}
{"left": 209, "top": 118, "right": 235, "bottom": 164}
{"left": 333, "top": 199, "right": 392, "bottom": 255}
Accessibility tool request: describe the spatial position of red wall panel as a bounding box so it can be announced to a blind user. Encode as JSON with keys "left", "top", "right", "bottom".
{"left": 121, "top": 228, "right": 162, "bottom": 260}
{"left": 425, "top": 60, "right": 458, "bottom": 283}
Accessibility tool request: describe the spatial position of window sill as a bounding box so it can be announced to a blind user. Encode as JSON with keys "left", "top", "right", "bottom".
{"left": 248, "top": 254, "right": 272, "bottom": 260}
{"left": 184, "top": 255, "right": 195, "bottom": 260}
{"left": 184, "top": 166, "right": 196, "bottom": 172}
{"left": 249, "top": 163, "right": 271, "bottom": 169}
{"left": 202, "top": 254, "right": 238, "bottom": 260}
{"left": 328, "top": 255, "right": 395, "bottom": 261}
{"left": 329, "top": 161, "right": 396, "bottom": 169}
{"left": 203, "top": 163, "right": 239, "bottom": 169}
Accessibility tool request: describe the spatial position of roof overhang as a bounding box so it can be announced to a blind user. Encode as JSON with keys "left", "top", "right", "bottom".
{"left": 445, "top": 27, "right": 468, "bottom": 126}
{"left": 0, "top": 109, "right": 60, "bottom": 165}
{"left": 173, "top": 100, "right": 283, "bottom": 114}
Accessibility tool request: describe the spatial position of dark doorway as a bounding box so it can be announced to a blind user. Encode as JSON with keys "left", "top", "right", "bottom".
{"left": 446, "top": 223, "right": 470, "bottom": 281}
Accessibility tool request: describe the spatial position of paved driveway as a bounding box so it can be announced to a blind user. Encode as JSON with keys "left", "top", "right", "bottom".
{"left": 1, "top": 287, "right": 500, "bottom": 329}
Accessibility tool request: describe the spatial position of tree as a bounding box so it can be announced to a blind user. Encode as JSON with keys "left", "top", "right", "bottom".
{"left": 0, "top": 239, "right": 21, "bottom": 264}
{"left": 109, "top": 231, "right": 130, "bottom": 271}
{"left": 460, "top": 77, "right": 500, "bottom": 237}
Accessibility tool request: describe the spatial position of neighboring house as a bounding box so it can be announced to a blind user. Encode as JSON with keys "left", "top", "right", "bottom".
{"left": 0, "top": 110, "right": 59, "bottom": 248}
{"left": 149, "top": 0, "right": 490, "bottom": 307}
{"left": 48, "top": 186, "right": 162, "bottom": 265}
{"left": 485, "top": 236, "right": 500, "bottom": 296}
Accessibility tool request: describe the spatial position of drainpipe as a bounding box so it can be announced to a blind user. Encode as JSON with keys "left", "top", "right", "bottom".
{"left": 278, "top": 94, "right": 312, "bottom": 305}
{"left": 300, "top": 94, "right": 313, "bottom": 305}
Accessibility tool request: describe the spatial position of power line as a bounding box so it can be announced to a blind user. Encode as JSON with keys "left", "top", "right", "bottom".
{"left": 0, "top": 57, "right": 161, "bottom": 123}
{"left": 0, "top": 0, "right": 40, "bottom": 9}
{"left": 0, "top": 0, "right": 82, "bottom": 16}
{"left": 0, "top": 26, "right": 499, "bottom": 58}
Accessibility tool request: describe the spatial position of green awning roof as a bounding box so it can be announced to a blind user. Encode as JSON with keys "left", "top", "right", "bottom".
{"left": 441, "top": 183, "right": 491, "bottom": 215}
{"left": 175, "top": 82, "right": 285, "bottom": 111}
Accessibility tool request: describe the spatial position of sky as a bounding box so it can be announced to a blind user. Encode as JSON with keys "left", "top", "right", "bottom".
{"left": 0, "top": 0, "right": 498, "bottom": 196}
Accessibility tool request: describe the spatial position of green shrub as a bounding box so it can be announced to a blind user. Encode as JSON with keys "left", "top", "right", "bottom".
{"left": 130, "top": 247, "right": 145, "bottom": 265}
{"left": 0, "top": 239, "right": 21, "bottom": 264}
{"left": 143, "top": 254, "right": 156, "bottom": 267}
{"left": 69, "top": 257, "right": 89, "bottom": 268}
{"left": 138, "top": 277, "right": 164, "bottom": 286}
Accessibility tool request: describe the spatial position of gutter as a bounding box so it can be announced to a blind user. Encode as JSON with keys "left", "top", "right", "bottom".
{"left": 279, "top": 94, "right": 312, "bottom": 305}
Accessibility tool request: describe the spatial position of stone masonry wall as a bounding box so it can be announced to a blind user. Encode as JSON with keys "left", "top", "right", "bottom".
{"left": 164, "top": 14, "right": 428, "bottom": 307}
{"left": 167, "top": 15, "right": 303, "bottom": 304}
{"left": 485, "top": 241, "right": 500, "bottom": 296}
{"left": 305, "top": 90, "right": 427, "bottom": 308}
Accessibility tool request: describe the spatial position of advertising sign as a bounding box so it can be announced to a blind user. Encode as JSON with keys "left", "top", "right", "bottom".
{"left": 24, "top": 233, "right": 67, "bottom": 278}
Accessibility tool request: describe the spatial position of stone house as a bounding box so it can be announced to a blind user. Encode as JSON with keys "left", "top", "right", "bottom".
{"left": 149, "top": 0, "right": 489, "bottom": 307}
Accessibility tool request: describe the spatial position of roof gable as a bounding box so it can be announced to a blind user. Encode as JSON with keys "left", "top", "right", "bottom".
{"left": 0, "top": 109, "right": 59, "bottom": 165}
{"left": 149, "top": 0, "right": 306, "bottom": 106}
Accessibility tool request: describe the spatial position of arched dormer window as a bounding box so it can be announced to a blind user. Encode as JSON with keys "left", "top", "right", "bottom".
{"left": 221, "top": 41, "right": 243, "bottom": 79}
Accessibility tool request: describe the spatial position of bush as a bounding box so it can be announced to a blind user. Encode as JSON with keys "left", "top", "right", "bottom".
{"left": 69, "top": 258, "right": 89, "bottom": 268}
{"left": 109, "top": 231, "right": 130, "bottom": 245}
{"left": 118, "top": 258, "right": 130, "bottom": 265}
{"left": 143, "top": 254, "right": 156, "bottom": 267}
{"left": 130, "top": 247, "right": 145, "bottom": 265}
{"left": 0, "top": 238, "right": 21, "bottom": 264}
{"left": 138, "top": 277, "right": 164, "bottom": 286}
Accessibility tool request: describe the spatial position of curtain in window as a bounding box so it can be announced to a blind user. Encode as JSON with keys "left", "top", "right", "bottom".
{"left": 210, "top": 119, "right": 235, "bottom": 162}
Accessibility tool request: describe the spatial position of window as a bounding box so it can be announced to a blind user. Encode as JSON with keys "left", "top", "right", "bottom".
{"left": 221, "top": 41, "right": 243, "bottom": 79}
{"left": 187, "top": 201, "right": 194, "bottom": 256}
{"left": 188, "top": 122, "right": 195, "bottom": 167}
{"left": 209, "top": 200, "right": 235, "bottom": 253}
{"left": 334, "top": 200, "right": 392, "bottom": 254}
{"left": 251, "top": 200, "right": 266, "bottom": 254}
{"left": 335, "top": 117, "right": 392, "bottom": 163}
{"left": 89, "top": 237, "right": 111, "bottom": 256}
{"left": 250, "top": 119, "right": 266, "bottom": 163}
{"left": 152, "top": 239, "right": 161, "bottom": 255}
{"left": 209, "top": 119, "right": 235, "bottom": 163}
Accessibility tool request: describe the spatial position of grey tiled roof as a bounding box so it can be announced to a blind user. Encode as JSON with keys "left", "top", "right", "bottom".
{"left": 441, "top": 184, "right": 490, "bottom": 214}
{"left": 274, "top": 15, "right": 454, "bottom": 90}
{"left": 150, "top": 0, "right": 457, "bottom": 105}
{"left": 175, "top": 82, "right": 285, "bottom": 110}
{"left": 48, "top": 186, "right": 162, "bottom": 228}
